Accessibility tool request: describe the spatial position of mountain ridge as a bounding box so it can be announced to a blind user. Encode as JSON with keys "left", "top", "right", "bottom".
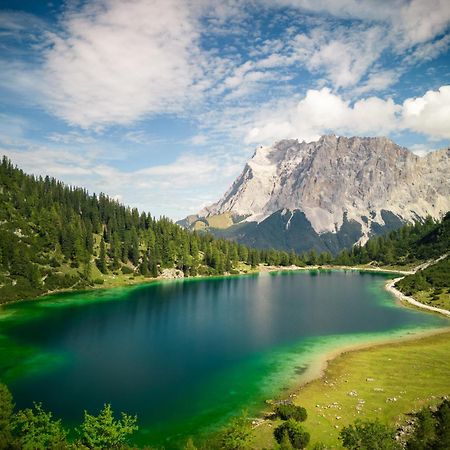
{"left": 182, "top": 135, "right": 450, "bottom": 254}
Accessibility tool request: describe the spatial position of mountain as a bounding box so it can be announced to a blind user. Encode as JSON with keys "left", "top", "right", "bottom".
{"left": 181, "top": 136, "right": 450, "bottom": 254}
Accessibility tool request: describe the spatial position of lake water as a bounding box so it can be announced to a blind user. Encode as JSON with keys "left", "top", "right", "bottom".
{"left": 0, "top": 270, "right": 448, "bottom": 448}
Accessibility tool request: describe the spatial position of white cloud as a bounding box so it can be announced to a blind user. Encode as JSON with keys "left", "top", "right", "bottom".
{"left": 245, "top": 88, "right": 400, "bottom": 143}
{"left": 245, "top": 85, "right": 450, "bottom": 144}
{"left": 402, "top": 86, "right": 450, "bottom": 140}
{"left": 41, "top": 0, "right": 204, "bottom": 128}
{"left": 270, "top": 0, "right": 450, "bottom": 48}
{"left": 409, "top": 143, "right": 437, "bottom": 157}
{"left": 295, "top": 26, "right": 387, "bottom": 89}
{"left": 254, "top": 0, "right": 450, "bottom": 91}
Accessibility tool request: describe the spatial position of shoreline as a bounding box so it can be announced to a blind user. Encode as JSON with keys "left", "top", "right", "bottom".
{"left": 0, "top": 263, "right": 409, "bottom": 309}
{"left": 253, "top": 266, "right": 450, "bottom": 424}
{"left": 386, "top": 277, "right": 450, "bottom": 318}
{"left": 274, "top": 325, "right": 450, "bottom": 405}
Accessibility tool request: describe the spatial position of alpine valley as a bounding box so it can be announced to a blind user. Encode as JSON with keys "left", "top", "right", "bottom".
{"left": 180, "top": 135, "right": 450, "bottom": 254}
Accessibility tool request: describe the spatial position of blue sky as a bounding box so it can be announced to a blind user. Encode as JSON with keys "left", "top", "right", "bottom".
{"left": 0, "top": 0, "right": 449, "bottom": 219}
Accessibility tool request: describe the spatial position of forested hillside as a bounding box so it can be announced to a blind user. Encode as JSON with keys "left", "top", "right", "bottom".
{"left": 335, "top": 213, "right": 450, "bottom": 308}
{"left": 335, "top": 212, "right": 450, "bottom": 267}
{"left": 0, "top": 157, "right": 308, "bottom": 304}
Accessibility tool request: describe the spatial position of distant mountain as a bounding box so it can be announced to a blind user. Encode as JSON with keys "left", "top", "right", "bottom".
{"left": 181, "top": 136, "right": 450, "bottom": 254}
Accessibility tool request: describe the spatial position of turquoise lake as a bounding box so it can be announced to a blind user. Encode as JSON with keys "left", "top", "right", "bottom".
{"left": 0, "top": 270, "right": 448, "bottom": 448}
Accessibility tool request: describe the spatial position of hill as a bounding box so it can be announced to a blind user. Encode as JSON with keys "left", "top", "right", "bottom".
{"left": 337, "top": 212, "right": 450, "bottom": 309}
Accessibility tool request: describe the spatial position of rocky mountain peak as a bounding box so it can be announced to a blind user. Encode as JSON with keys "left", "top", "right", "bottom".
{"left": 187, "top": 136, "right": 450, "bottom": 253}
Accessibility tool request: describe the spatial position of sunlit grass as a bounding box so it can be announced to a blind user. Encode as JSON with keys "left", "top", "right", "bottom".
{"left": 254, "top": 331, "right": 450, "bottom": 449}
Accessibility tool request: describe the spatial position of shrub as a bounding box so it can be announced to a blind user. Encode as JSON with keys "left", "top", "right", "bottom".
{"left": 121, "top": 266, "right": 134, "bottom": 274}
{"left": 340, "top": 419, "right": 400, "bottom": 449}
{"left": 274, "top": 419, "right": 310, "bottom": 449}
{"left": 77, "top": 403, "right": 138, "bottom": 449}
{"left": 275, "top": 404, "right": 307, "bottom": 422}
{"left": 218, "top": 412, "right": 254, "bottom": 450}
{"left": 13, "top": 402, "right": 68, "bottom": 449}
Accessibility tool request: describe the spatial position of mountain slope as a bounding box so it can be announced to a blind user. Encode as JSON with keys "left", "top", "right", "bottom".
{"left": 183, "top": 136, "right": 450, "bottom": 254}
{"left": 0, "top": 157, "right": 305, "bottom": 303}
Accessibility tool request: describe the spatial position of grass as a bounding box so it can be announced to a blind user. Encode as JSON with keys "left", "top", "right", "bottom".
{"left": 206, "top": 213, "right": 234, "bottom": 229}
{"left": 414, "top": 289, "right": 450, "bottom": 311}
{"left": 253, "top": 331, "right": 450, "bottom": 449}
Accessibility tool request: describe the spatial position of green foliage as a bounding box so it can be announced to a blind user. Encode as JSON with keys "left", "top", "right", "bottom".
{"left": 183, "top": 437, "right": 198, "bottom": 450}
{"left": 339, "top": 419, "right": 401, "bottom": 450}
{"left": 217, "top": 412, "right": 254, "bottom": 450}
{"left": 13, "top": 402, "right": 68, "bottom": 449}
{"left": 0, "top": 383, "right": 140, "bottom": 450}
{"left": 0, "top": 157, "right": 308, "bottom": 304}
{"left": 406, "top": 398, "right": 450, "bottom": 450}
{"left": 273, "top": 419, "right": 310, "bottom": 449}
{"left": 396, "top": 256, "right": 450, "bottom": 297}
{"left": 0, "top": 383, "right": 14, "bottom": 448}
{"left": 77, "top": 403, "right": 138, "bottom": 449}
{"left": 279, "top": 430, "right": 294, "bottom": 449}
{"left": 335, "top": 213, "right": 450, "bottom": 267}
{"left": 406, "top": 408, "right": 436, "bottom": 450}
{"left": 275, "top": 404, "right": 307, "bottom": 422}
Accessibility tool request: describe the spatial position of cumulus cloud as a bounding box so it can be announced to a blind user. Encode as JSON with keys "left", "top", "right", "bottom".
{"left": 245, "top": 85, "right": 450, "bottom": 144}
{"left": 402, "top": 86, "right": 450, "bottom": 140}
{"left": 2, "top": 0, "right": 449, "bottom": 129}
{"left": 245, "top": 88, "right": 400, "bottom": 143}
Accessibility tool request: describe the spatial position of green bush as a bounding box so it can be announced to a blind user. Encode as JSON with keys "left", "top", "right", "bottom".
{"left": 275, "top": 404, "right": 307, "bottom": 422}
{"left": 218, "top": 412, "right": 254, "bottom": 450}
{"left": 339, "top": 419, "right": 400, "bottom": 449}
{"left": 406, "top": 398, "right": 450, "bottom": 450}
{"left": 274, "top": 419, "right": 310, "bottom": 449}
{"left": 77, "top": 403, "right": 138, "bottom": 449}
{"left": 121, "top": 266, "right": 134, "bottom": 274}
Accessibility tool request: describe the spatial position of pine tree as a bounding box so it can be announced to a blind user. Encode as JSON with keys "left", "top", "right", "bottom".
{"left": 97, "top": 238, "right": 108, "bottom": 274}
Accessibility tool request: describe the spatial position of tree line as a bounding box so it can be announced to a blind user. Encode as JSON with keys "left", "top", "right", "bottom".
{"left": 0, "top": 157, "right": 310, "bottom": 304}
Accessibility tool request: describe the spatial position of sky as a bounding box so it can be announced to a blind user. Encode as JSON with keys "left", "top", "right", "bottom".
{"left": 0, "top": 0, "right": 449, "bottom": 219}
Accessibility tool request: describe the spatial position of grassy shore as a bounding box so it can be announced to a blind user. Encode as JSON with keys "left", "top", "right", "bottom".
{"left": 253, "top": 330, "right": 450, "bottom": 449}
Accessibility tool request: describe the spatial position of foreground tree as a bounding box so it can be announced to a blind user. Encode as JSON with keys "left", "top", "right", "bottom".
{"left": 0, "top": 384, "right": 14, "bottom": 448}
{"left": 339, "top": 419, "right": 401, "bottom": 450}
{"left": 77, "top": 403, "right": 138, "bottom": 449}
{"left": 218, "top": 412, "right": 254, "bottom": 450}
{"left": 275, "top": 404, "right": 307, "bottom": 422}
{"left": 13, "top": 402, "right": 68, "bottom": 449}
{"left": 406, "top": 408, "right": 436, "bottom": 450}
{"left": 274, "top": 419, "right": 310, "bottom": 449}
{"left": 407, "top": 399, "right": 450, "bottom": 450}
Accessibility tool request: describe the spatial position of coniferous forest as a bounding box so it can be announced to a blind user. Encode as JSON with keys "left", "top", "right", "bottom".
{"left": 0, "top": 157, "right": 307, "bottom": 304}
{"left": 335, "top": 212, "right": 450, "bottom": 267}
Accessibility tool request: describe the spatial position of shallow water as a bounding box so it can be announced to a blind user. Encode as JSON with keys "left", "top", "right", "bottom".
{"left": 0, "top": 270, "right": 448, "bottom": 448}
